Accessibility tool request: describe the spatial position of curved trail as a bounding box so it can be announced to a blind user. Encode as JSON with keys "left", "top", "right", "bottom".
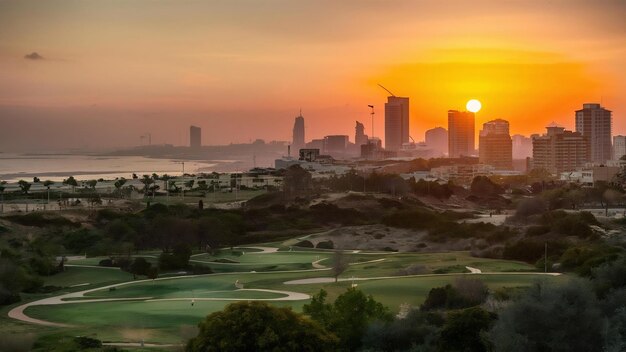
{"left": 284, "top": 271, "right": 561, "bottom": 285}
{"left": 146, "top": 289, "right": 309, "bottom": 302}
{"left": 8, "top": 269, "right": 311, "bottom": 327}
{"left": 9, "top": 245, "right": 557, "bottom": 328}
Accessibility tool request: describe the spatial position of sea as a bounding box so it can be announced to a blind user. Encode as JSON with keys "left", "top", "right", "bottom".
{"left": 0, "top": 153, "right": 224, "bottom": 183}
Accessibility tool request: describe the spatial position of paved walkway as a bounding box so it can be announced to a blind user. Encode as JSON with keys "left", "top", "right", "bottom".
{"left": 7, "top": 273, "right": 311, "bottom": 327}
{"left": 312, "top": 258, "right": 327, "bottom": 269}
{"left": 284, "top": 271, "right": 561, "bottom": 285}
{"left": 466, "top": 266, "right": 482, "bottom": 274}
{"left": 146, "top": 289, "right": 309, "bottom": 303}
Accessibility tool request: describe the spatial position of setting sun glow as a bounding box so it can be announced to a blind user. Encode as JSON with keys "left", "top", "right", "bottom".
{"left": 466, "top": 99, "right": 482, "bottom": 113}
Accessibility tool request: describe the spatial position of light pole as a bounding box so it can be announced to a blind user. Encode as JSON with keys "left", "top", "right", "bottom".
{"left": 368, "top": 105, "right": 375, "bottom": 139}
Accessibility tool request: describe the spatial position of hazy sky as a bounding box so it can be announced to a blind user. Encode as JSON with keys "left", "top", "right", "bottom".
{"left": 1, "top": 0, "right": 625, "bottom": 151}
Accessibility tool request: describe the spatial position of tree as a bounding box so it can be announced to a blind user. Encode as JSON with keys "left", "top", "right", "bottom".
{"left": 32, "top": 177, "right": 40, "bottom": 183}
{"left": 602, "top": 188, "right": 623, "bottom": 216}
{"left": 184, "top": 179, "right": 195, "bottom": 191}
{"left": 140, "top": 175, "right": 154, "bottom": 195}
{"left": 303, "top": 288, "right": 392, "bottom": 351}
{"left": 129, "top": 257, "right": 152, "bottom": 278}
{"left": 362, "top": 309, "right": 442, "bottom": 352}
{"left": 438, "top": 307, "right": 495, "bottom": 352}
{"left": 331, "top": 250, "right": 349, "bottom": 283}
{"left": 283, "top": 164, "right": 312, "bottom": 198}
{"left": 514, "top": 197, "right": 547, "bottom": 219}
{"left": 17, "top": 180, "right": 31, "bottom": 195}
{"left": 470, "top": 176, "right": 503, "bottom": 196}
{"left": 490, "top": 279, "right": 605, "bottom": 352}
{"left": 63, "top": 176, "right": 78, "bottom": 193}
{"left": 114, "top": 178, "right": 127, "bottom": 198}
{"left": 186, "top": 301, "right": 337, "bottom": 352}
{"left": 85, "top": 179, "right": 98, "bottom": 191}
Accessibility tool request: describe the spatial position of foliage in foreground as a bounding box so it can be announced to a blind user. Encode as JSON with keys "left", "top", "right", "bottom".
{"left": 186, "top": 301, "right": 338, "bottom": 352}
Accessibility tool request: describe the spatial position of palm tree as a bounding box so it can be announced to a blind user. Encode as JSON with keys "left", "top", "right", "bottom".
{"left": 43, "top": 180, "right": 54, "bottom": 206}
{"left": 140, "top": 175, "right": 154, "bottom": 197}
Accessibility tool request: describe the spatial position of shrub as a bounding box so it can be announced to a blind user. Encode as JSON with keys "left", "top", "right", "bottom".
{"left": 316, "top": 240, "right": 334, "bottom": 249}
{"left": 99, "top": 259, "right": 114, "bottom": 267}
{"left": 73, "top": 336, "right": 102, "bottom": 349}
{"left": 294, "top": 240, "right": 314, "bottom": 248}
{"left": 526, "top": 225, "right": 551, "bottom": 237}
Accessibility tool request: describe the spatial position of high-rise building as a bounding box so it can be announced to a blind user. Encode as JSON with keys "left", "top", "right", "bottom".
{"left": 190, "top": 125, "right": 201, "bottom": 148}
{"left": 324, "top": 135, "right": 349, "bottom": 156}
{"left": 614, "top": 135, "right": 626, "bottom": 160}
{"left": 292, "top": 113, "right": 305, "bottom": 152}
{"left": 479, "top": 119, "right": 512, "bottom": 169}
{"left": 448, "top": 110, "right": 475, "bottom": 158}
{"left": 425, "top": 127, "right": 448, "bottom": 157}
{"left": 384, "top": 96, "right": 409, "bottom": 151}
{"left": 532, "top": 125, "right": 590, "bottom": 174}
{"left": 575, "top": 103, "right": 612, "bottom": 163}
{"left": 355, "top": 121, "right": 368, "bottom": 147}
{"left": 512, "top": 134, "right": 533, "bottom": 159}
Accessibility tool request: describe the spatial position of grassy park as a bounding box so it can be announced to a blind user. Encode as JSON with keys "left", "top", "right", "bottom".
{"left": 3, "top": 239, "right": 564, "bottom": 347}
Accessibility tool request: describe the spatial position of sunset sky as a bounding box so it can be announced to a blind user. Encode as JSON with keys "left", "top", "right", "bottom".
{"left": 1, "top": 0, "right": 625, "bottom": 151}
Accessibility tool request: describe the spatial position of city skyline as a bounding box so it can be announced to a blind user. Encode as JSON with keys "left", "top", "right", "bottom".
{"left": 1, "top": 1, "right": 625, "bottom": 151}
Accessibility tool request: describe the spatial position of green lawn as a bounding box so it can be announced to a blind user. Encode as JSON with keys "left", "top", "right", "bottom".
{"left": 12, "top": 246, "right": 564, "bottom": 345}
{"left": 44, "top": 266, "right": 135, "bottom": 288}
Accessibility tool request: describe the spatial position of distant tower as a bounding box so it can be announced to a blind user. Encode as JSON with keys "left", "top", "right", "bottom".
{"left": 479, "top": 119, "right": 512, "bottom": 169}
{"left": 384, "top": 96, "right": 409, "bottom": 151}
{"left": 448, "top": 110, "right": 475, "bottom": 158}
{"left": 614, "top": 135, "right": 626, "bottom": 160}
{"left": 190, "top": 126, "right": 201, "bottom": 148}
{"left": 355, "top": 121, "right": 368, "bottom": 147}
{"left": 425, "top": 127, "right": 448, "bottom": 156}
{"left": 575, "top": 103, "right": 612, "bottom": 163}
{"left": 292, "top": 111, "right": 305, "bottom": 152}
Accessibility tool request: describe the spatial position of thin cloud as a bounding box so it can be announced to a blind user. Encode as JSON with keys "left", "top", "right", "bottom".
{"left": 24, "top": 52, "right": 43, "bottom": 60}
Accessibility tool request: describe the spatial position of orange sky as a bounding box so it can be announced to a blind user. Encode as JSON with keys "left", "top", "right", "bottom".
{"left": 0, "top": 0, "right": 625, "bottom": 151}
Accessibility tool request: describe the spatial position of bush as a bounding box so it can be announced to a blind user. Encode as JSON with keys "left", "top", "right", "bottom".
{"left": 316, "top": 240, "right": 334, "bottom": 249}
{"left": 73, "top": 336, "right": 102, "bottom": 349}
{"left": 526, "top": 225, "right": 551, "bottom": 237}
{"left": 99, "top": 259, "right": 114, "bottom": 267}
{"left": 294, "top": 240, "right": 314, "bottom": 248}
{"left": 5, "top": 213, "right": 79, "bottom": 228}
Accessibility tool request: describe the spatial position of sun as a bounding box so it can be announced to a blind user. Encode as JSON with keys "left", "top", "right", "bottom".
{"left": 466, "top": 99, "right": 482, "bottom": 113}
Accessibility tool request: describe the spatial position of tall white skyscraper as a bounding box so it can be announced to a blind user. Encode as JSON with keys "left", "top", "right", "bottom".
{"left": 384, "top": 96, "right": 409, "bottom": 151}
{"left": 575, "top": 103, "right": 612, "bottom": 163}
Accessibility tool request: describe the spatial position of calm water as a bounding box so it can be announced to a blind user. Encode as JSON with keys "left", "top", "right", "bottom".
{"left": 0, "top": 153, "right": 219, "bottom": 182}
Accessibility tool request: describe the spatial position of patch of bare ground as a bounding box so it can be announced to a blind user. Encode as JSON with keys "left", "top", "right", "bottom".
{"left": 310, "top": 224, "right": 475, "bottom": 252}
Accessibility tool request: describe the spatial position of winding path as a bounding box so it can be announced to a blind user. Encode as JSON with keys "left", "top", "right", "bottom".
{"left": 8, "top": 273, "right": 310, "bottom": 327}
{"left": 284, "top": 271, "right": 561, "bottom": 285}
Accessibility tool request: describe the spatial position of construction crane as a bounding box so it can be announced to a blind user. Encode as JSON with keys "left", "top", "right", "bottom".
{"left": 377, "top": 84, "right": 396, "bottom": 97}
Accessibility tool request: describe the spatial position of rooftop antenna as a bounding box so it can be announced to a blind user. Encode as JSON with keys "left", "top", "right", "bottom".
{"left": 377, "top": 84, "right": 396, "bottom": 97}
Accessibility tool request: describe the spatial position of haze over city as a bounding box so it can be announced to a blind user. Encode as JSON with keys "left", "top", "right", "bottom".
{"left": 1, "top": 0, "right": 625, "bottom": 151}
